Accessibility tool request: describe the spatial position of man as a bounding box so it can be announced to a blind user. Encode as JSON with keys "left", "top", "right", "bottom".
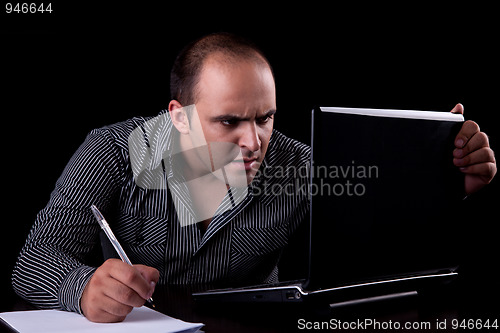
{"left": 12, "top": 32, "right": 497, "bottom": 323}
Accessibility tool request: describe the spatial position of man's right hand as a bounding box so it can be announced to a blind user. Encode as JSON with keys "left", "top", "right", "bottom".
{"left": 80, "top": 259, "right": 159, "bottom": 323}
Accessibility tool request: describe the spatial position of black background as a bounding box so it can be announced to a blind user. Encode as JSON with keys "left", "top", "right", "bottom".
{"left": 1, "top": 3, "right": 498, "bottom": 313}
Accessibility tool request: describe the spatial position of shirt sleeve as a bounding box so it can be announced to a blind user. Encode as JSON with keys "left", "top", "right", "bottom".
{"left": 12, "top": 127, "right": 125, "bottom": 313}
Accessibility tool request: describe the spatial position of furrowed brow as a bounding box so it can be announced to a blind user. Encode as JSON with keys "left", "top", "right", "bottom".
{"left": 211, "top": 114, "right": 250, "bottom": 122}
{"left": 261, "top": 109, "right": 277, "bottom": 117}
{"left": 211, "top": 109, "right": 276, "bottom": 122}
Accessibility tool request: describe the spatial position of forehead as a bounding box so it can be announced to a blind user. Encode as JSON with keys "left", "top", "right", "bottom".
{"left": 195, "top": 54, "right": 276, "bottom": 110}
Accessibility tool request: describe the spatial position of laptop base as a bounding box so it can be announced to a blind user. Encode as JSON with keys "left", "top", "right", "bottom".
{"left": 193, "top": 269, "right": 458, "bottom": 304}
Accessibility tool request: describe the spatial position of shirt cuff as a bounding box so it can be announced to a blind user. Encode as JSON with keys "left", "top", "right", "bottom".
{"left": 58, "top": 265, "right": 97, "bottom": 315}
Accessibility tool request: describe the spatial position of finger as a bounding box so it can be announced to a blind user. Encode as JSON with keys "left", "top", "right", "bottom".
{"left": 98, "top": 294, "right": 134, "bottom": 320}
{"left": 103, "top": 276, "right": 147, "bottom": 307}
{"left": 453, "top": 131, "right": 489, "bottom": 158}
{"left": 450, "top": 103, "right": 464, "bottom": 114}
{"left": 455, "top": 120, "right": 480, "bottom": 148}
{"left": 454, "top": 147, "right": 495, "bottom": 167}
{"left": 134, "top": 265, "right": 159, "bottom": 296}
{"left": 108, "top": 261, "right": 154, "bottom": 301}
{"left": 135, "top": 264, "right": 160, "bottom": 285}
{"left": 84, "top": 307, "right": 126, "bottom": 323}
{"left": 83, "top": 293, "right": 131, "bottom": 323}
{"left": 459, "top": 162, "right": 497, "bottom": 178}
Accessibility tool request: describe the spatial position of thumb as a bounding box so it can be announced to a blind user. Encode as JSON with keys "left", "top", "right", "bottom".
{"left": 134, "top": 264, "right": 160, "bottom": 288}
{"left": 450, "top": 103, "right": 464, "bottom": 114}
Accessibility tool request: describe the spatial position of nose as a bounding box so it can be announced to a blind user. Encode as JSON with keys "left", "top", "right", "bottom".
{"left": 239, "top": 122, "right": 261, "bottom": 154}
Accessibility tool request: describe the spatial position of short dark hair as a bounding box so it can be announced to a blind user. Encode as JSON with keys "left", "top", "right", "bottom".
{"left": 170, "top": 32, "right": 273, "bottom": 105}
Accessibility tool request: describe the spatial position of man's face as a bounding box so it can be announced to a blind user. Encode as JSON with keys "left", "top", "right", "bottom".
{"left": 191, "top": 55, "right": 276, "bottom": 185}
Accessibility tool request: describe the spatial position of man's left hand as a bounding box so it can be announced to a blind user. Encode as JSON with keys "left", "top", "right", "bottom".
{"left": 451, "top": 103, "right": 497, "bottom": 195}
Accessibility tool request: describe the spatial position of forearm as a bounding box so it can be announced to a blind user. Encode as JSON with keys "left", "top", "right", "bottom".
{"left": 12, "top": 127, "right": 124, "bottom": 312}
{"left": 12, "top": 200, "right": 102, "bottom": 310}
{"left": 12, "top": 242, "right": 97, "bottom": 312}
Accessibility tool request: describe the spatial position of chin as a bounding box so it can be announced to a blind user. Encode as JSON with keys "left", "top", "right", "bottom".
{"left": 225, "top": 169, "right": 252, "bottom": 188}
{"left": 245, "top": 170, "right": 258, "bottom": 185}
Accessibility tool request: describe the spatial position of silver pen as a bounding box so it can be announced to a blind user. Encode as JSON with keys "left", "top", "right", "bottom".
{"left": 90, "top": 204, "right": 155, "bottom": 308}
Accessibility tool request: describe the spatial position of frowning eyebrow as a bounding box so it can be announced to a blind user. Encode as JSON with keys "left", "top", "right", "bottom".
{"left": 211, "top": 109, "right": 277, "bottom": 122}
{"left": 258, "top": 109, "right": 277, "bottom": 119}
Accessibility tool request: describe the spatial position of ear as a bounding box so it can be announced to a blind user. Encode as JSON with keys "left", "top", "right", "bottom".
{"left": 168, "top": 100, "right": 190, "bottom": 134}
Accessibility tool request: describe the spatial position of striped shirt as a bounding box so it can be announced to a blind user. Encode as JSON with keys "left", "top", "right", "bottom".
{"left": 12, "top": 110, "right": 310, "bottom": 314}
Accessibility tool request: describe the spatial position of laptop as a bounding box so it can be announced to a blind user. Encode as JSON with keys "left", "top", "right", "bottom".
{"left": 193, "top": 106, "right": 464, "bottom": 304}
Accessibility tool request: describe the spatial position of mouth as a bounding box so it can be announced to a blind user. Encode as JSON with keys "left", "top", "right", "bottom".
{"left": 231, "top": 158, "right": 259, "bottom": 171}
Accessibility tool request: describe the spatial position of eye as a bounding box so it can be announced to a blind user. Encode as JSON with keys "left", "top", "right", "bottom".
{"left": 257, "top": 114, "right": 273, "bottom": 124}
{"left": 221, "top": 119, "right": 238, "bottom": 126}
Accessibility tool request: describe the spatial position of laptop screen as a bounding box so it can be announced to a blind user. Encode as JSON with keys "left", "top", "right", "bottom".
{"left": 308, "top": 107, "right": 463, "bottom": 289}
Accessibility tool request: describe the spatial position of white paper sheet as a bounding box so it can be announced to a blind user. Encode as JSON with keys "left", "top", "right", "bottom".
{"left": 0, "top": 306, "right": 203, "bottom": 333}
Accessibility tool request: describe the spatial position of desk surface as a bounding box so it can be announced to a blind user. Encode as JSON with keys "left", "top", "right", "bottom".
{"left": 135, "top": 284, "right": 499, "bottom": 332}
{"left": 3, "top": 284, "right": 499, "bottom": 333}
{"left": 150, "top": 285, "right": 466, "bottom": 333}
